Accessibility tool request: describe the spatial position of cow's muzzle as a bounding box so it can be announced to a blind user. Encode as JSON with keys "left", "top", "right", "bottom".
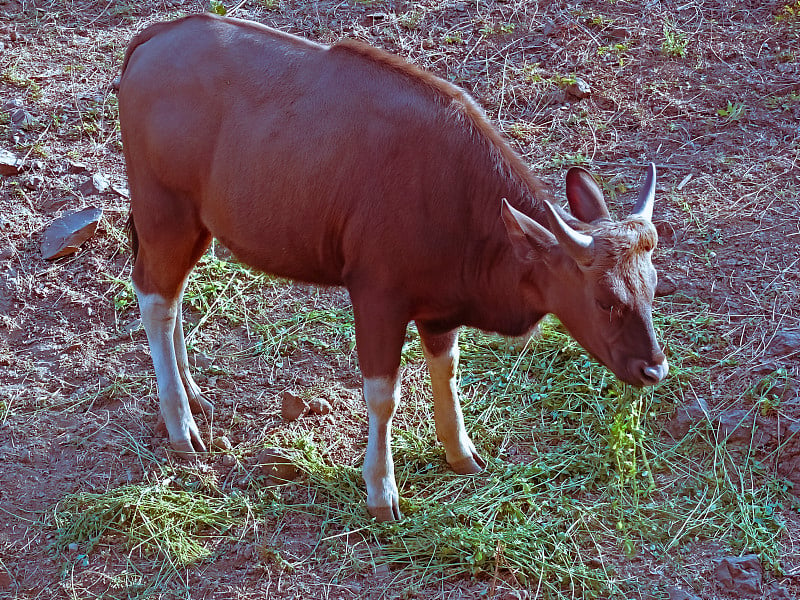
{"left": 629, "top": 356, "right": 669, "bottom": 386}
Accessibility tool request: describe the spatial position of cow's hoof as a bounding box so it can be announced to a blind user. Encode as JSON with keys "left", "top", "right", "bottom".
{"left": 450, "top": 454, "right": 486, "bottom": 475}
{"left": 188, "top": 393, "right": 214, "bottom": 417}
{"left": 368, "top": 504, "right": 402, "bottom": 522}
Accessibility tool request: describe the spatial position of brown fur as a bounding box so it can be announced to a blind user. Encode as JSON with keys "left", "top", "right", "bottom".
{"left": 118, "top": 13, "right": 665, "bottom": 385}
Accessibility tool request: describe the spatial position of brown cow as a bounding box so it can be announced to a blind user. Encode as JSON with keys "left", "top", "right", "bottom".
{"left": 117, "top": 13, "right": 667, "bottom": 521}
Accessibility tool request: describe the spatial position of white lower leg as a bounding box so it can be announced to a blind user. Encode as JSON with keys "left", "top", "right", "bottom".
{"left": 363, "top": 376, "right": 401, "bottom": 521}
{"left": 136, "top": 285, "right": 204, "bottom": 452}
{"left": 422, "top": 340, "right": 484, "bottom": 473}
{"left": 171, "top": 287, "right": 211, "bottom": 415}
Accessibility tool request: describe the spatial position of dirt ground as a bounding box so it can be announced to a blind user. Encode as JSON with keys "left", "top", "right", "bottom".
{"left": 0, "top": 0, "right": 799, "bottom": 598}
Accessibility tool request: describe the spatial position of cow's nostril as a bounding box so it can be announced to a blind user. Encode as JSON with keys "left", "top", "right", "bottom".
{"left": 642, "top": 366, "right": 662, "bottom": 384}
{"left": 639, "top": 359, "right": 668, "bottom": 385}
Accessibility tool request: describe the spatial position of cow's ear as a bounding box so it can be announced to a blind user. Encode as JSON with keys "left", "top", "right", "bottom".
{"left": 501, "top": 199, "right": 555, "bottom": 261}
{"left": 565, "top": 167, "right": 610, "bottom": 223}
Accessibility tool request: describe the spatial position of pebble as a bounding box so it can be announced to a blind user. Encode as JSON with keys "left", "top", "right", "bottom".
{"left": 666, "top": 587, "right": 701, "bottom": 600}
{"left": 281, "top": 390, "right": 308, "bottom": 421}
{"left": 308, "top": 398, "right": 332, "bottom": 415}
{"left": 714, "top": 554, "right": 762, "bottom": 597}
{"left": 212, "top": 435, "right": 233, "bottom": 451}
{"left": 0, "top": 148, "right": 23, "bottom": 176}
{"left": 77, "top": 172, "right": 110, "bottom": 196}
{"left": 255, "top": 447, "right": 300, "bottom": 481}
{"left": 565, "top": 78, "right": 591, "bottom": 100}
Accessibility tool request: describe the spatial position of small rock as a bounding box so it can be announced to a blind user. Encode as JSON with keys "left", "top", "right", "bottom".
{"left": 665, "top": 586, "right": 701, "bottom": 600}
{"left": 212, "top": 435, "right": 232, "bottom": 451}
{"left": 714, "top": 555, "right": 762, "bottom": 597}
{"left": 714, "top": 409, "right": 754, "bottom": 445}
{"left": 0, "top": 568, "right": 11, "bottom": 590}
{"left": 281, "top": 390, "right": 308, "bottom": 421}
{"left": 308, "top": 398, "right": 332, "bottom": 415}
{"left": 666, "top": 397, "right": 708, "bottom": 439}
{"left": 191, "top": 352, "right": 213, "bottom": 370}
{"left": 222, "top": 454, "right": 236, "bottom": 467}
{"left": 654, "top": 220, "right": 676, "bottom": 242}
{"left": 122, "top": 318, "right": 142, "bottom": 334}
{"left": 41, "top": 206, "right": 103, "bottom": 260}
{"left": 67, "top": 542, "right": 79, "bottom": 552}
{"left": 607, "top": 27, "right": 632, "bottom": 41}
{"left": 0, "top": 148, "right": 23, "bottom": 176}
{"left": 655, "top": 274, "right": 678, "bottom": 297}
{"left": 22, "top": 174, "right": 44, "bottom": 190}
{"left": 768, "top": 583, "right": 793, "bottom": 600}
{"left": 110, "top": 183, "right": 130, "bottom": 199}
{"left": 565, "top": 78, "right": 591, "bottom": 101}
{"left": 255, "top": 447, "right": 300, "bottom": 481}
{"left": 66, "top": 159, "right": 89, "bottom": 175}
{"left": 78, "top": 172, "right": 110, "bottom": 196}
{"left": 10, "top": 108, "right": 35, "bottom": 128}
{"left": 767, "top": 329, "right": 800, "bottom": 358}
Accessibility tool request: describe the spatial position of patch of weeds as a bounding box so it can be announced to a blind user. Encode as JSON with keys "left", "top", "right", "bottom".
{"left": 209, "top": 0, "right": 227, "bottom": 15}
{"left": 597, "top": 41, "right": 632, "bottom": 66}
{"left": 398, "top": 8, "right": 424, "bottom": 30}
{"left": 478, "top": 22, "right": 516, "bottom": 36}
{"left": 747, "top": 368, "right": 793, "bottom": 414}
{"left": 1, "top": 68, "right": 42, "bottom": 101}
{"left": 0, "top": 398, "right": 10, "bottom": 425}
{"left": 183, "top": 247, "right": 277, "bottom": 331}
{"left": 255, "top": 305, "right": 356, "bottom": 362}
{"left": 661, "top": 19, "right": 689, "bottom": 58}
{"left": 766, "top": 90, "right": 800, "bottom": 111}
{"left": 775, "top": 0, "right": 800, "bottom": 27}
{"left": 597, "top": 176, "right": 628, "bottom": 201}
{"left": 716, "top": 100, "right": 747, "bottom": 123}
{"left": 547, "top": 152, "right": 588, "bottom": 169}
{"left": 583, "top": 14, "right": 614, "bottom": 28}
{"left": 507, "top": 120, "right": 535, "bottom": 142}
{"left": 444, "top": 31, "right": 464, "bottom": 45}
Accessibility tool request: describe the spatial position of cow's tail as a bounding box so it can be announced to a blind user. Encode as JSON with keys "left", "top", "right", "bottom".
{"left": 126, "top": 213, "right": 139, "bottom": 261}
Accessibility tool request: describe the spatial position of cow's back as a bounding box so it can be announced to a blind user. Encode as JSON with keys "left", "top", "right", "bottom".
{"left": 119, "top": 15, "right": 493, "bottom": 291}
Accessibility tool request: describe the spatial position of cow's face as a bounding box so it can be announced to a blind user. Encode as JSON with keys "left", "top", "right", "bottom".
{"left": 502, "top": 164, "right": 668, "bottom": 387}
{"left": 549, "top": 217, "right": 668, "bottom": 386}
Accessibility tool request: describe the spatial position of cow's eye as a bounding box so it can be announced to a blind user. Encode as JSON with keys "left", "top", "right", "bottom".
{"left": 597, "top": 299, "right": 614, "bottom": 312}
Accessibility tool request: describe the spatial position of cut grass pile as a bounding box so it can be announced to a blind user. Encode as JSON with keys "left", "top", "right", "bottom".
{"left": 50, "top": 267, "right": 793, "bottom": 599}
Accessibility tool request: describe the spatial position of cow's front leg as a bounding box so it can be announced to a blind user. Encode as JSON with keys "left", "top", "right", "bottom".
{"left": 351, "top": 291, "right": 408, "bottom": 521}
{"left": 136, "top": 285, "right": 206, "bottom": 453}
{"left": 363, "top": 375, "right": 402, "bottom": 521}
{"left": 418, "top": 325, "right": 486, "bottom": 474}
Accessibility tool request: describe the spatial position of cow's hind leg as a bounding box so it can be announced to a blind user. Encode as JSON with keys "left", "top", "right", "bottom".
{"left": 418, "top": 325, "right": 486, "bottom": 474}
{"left": 131, "top": 194, "right": 211, "bottom": 453}
{"left": 173, "top": 282, "right": 213, "bottom": 416}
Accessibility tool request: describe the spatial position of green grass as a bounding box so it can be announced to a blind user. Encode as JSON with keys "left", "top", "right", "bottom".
{"left": 49, "top": 275, "right": 793, "bottom": 598}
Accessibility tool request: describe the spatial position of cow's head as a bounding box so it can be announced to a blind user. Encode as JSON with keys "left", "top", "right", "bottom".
{"left": 502, "top": 163, "right": 668, "bottom": 387}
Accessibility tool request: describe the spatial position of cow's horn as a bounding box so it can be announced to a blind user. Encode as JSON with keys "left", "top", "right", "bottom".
{"left": 632, "top": 162, "right": 656, "bottom": 222}
{"left": 542, "top": 201, "right": 595, "bottom": 265}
